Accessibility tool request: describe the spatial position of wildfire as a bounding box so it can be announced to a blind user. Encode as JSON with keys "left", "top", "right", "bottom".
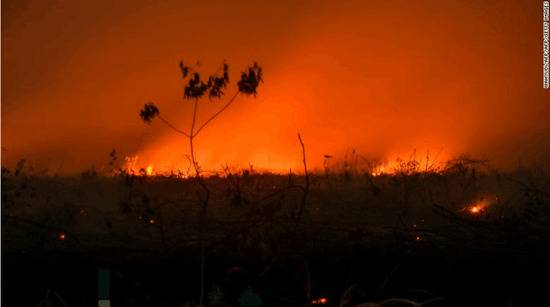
{"left": 146, "top": 165, "right": 154, "bottom": 176}
{"left": 312, "top": 297, "right": 328, "bottom": 305}
{"left": 369, "top": 154, "right": 446, "bottom": 177}
{"left": 122, "top": 155, "right": 156, "bottom": 176}
{"left": 469, "top": 205, "right": 482, "bottom": 214}
{"left": 124, "top": 155, "right": 138, "bottom": 173}
{"left": 463, "top": 196, "right": 495, "bottom": 216}
{"left": 119, "top": 149, "right": 449, "bottom": 178}
{"left": 371, "top": 165, "right": 386, "bottom": 177}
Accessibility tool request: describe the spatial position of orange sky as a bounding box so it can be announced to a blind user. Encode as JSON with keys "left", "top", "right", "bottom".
{"left": 2, "top": 0, "right": 549, "bottom": 174}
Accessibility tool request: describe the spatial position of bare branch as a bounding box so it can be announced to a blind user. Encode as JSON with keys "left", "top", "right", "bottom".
{"left": 189, "top": 99, "right": 200, "bottom": 174}
{"left": 158, "top": 115, "right": 190, "bottom": 137}
{"left": 193, "top": 91, "right": 240, "bottom": 137}
{"left": 298, "top": 133, "right": 309, "bottom": 180}
{"left": 297, "top": 133, "right": 310, "bottom": 218}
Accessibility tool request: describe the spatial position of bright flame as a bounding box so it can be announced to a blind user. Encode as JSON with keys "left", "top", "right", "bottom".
{"left": 122, "top": 155, "right": 156, "bottom": 176}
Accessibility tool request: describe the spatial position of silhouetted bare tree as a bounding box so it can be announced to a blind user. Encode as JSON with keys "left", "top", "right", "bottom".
{"left": 139, "top": 60, "right": 263, "bottom": 305}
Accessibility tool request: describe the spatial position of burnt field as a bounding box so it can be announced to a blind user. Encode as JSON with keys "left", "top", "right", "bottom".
{"left": 2, "top": 162, "right": 550, "bottom": 307}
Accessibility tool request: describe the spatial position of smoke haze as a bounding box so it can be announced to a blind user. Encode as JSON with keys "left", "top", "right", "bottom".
{"left": 2, "top": 0, "right": 549, "bottom": 173}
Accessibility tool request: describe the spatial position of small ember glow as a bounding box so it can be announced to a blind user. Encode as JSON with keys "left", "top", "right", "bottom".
{"left": 312, "top": 297, "right": 328, "bottom": 305}
{"left": 58, "top": 232, "right": 66, "bottom": 240}
{"left": 462, "top": 196, "right": 495, "bottom": 216}
{"left": 415, "top": 236, "right": 421, "bottom": 241}
{"left": 469, "top": 205, "right": 481, "bottom": 214}
{"left": 148, "top": 218, "right": 156, "bottom": 225}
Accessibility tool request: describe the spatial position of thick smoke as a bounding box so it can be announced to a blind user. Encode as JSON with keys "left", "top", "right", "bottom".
{"left": 2, "top": 0, "right": 549, "bottom": 174}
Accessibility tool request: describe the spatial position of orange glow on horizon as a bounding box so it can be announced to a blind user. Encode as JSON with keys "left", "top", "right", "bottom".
{"left": 118, "top": 148, "right": 450, "bottom": 177}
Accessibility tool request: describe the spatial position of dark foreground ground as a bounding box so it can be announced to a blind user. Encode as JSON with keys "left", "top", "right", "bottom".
{"left": 2, "top": 163, "right": 550, "bottom": 306}
{"left": 4, "top": 245, "right": 550, "bottom": 306}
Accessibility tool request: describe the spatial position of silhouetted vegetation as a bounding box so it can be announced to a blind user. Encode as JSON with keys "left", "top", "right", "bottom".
{"left": 2, "top": 158, "right": 550, "bottom": 306}
{"left": 137, "top": 60, "right": 264, "bottom": 305}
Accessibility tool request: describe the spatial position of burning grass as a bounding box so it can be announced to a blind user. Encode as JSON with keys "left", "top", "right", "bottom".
{"left": 3, "top": 158, "right": 549, "bottom": 256}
